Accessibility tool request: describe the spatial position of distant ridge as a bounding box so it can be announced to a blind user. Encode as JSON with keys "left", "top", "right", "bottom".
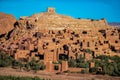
{"left": 108, "top": 22, "right": 120, "bottom": 27}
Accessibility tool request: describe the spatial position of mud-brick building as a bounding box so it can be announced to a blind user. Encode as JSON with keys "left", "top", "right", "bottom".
{"left": 0, "top": 7, "right": 120, "bottom": 72}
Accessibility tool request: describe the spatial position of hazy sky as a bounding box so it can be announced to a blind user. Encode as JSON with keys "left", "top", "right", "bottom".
{"left": 0, "top": 0, "right": 120, "bottom": 22}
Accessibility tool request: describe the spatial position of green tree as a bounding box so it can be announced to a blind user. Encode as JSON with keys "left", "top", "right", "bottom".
{"left": 29, "top": 58, "right": 45, "bottom": 71}
{"left": 0, "top": 52, "right": 13, "bottom": 67}
{"left": 68, "top": 58, "right": 76, "bottom": 67}
{"left": 110, "top": 55, "right": 120, "bottom": 63}
{"left": 76, "top": 62, "right": 89, "bottom": 68}
{"left": 96, "top": 55, "right": 110, "bottom": 62}
{"left": 89, "top": 67, "right": 98, "bottom": 73}
{"left": 75, "top": 53, "right": 78, "bottom": 61}
{"left": 85, "top": 49, "right": 92, "bottom": 54}
{"left": 76, "top": 54, "right": 85, "bottom": 63}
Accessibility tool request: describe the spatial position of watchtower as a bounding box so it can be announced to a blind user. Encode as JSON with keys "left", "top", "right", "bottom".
{"left": 47, "top": 7, "right": 55, "bottom": 13}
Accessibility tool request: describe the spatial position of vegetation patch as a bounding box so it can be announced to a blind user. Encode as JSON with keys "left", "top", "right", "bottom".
{"left": 0, "top": 75, "right": 44, "bottom": 80}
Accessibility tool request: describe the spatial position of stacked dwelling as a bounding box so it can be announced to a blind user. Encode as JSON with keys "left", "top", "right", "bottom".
{"left": 0, "top": 7, "right": 120, "bottom": 72}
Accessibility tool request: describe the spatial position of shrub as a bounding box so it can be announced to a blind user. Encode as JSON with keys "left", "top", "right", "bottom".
{"left": 0, "top": 75, "right": 44, "bottom": 80}
{"left": 89, "top": 67, "right": 98, "bottom": 73}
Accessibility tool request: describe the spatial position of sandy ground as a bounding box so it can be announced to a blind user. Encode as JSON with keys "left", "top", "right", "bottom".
{"left": 0, "top": 67, "right": 120, "bottom": 80}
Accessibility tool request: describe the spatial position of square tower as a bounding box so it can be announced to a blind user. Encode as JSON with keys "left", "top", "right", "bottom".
{"left": 47, "top": 7, "right": 55, "bottom": 13}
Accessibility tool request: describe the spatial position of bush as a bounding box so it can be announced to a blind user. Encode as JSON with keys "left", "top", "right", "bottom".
{"left": 0, "top": 75, "right": 43, "bottom": 80}
{"left": 76, "top": 62, "right": 89, "bottom": 68}
{"left": 89, "top": 67, "right": 98, "bottom": 73}
{"left": 27, "top": 58, "right": 46, "bottom": 71}
{"left": 68, "top": 59, "right": 76, "bottom": 67}
{"left": 0, "top": 52, "right": 13, "bottom": 67}
{"left": 12, "top": 60, "right": 22, "bottom": 68}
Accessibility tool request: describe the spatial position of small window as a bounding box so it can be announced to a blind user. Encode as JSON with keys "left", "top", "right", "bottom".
{"left": 51, "top": 49, "right": 54, "bottom": 52}
{"left": 95, "top": 48, "right": 98, "bottom": 50}
{"left": 115, "top": 40, "right": 118, "bottom": 43}
{"left": 104, "top": 41, "right": 108, "bottom": 44}
{"left": 111, "top": 33, "right": 114, "bottom": 36}
{"left": 70, "top": 37, "right": 73, "bottom": 40}
{"left": 87, "top": 42, "right": 90, "bottom": 47}
{"left": 46, "top": 42, "right": 49, "bottom": 45}
{"left": 52, "top": 38, "right": 56, "bottom": 42}
{"left": 54, "top": 65, "right": 59, "bottom": 70}
{"left": 71, "top": 31, "right": 75, "bottom": 35}
{"left": 75, "top": 34, "right": 79, "bottom": 37}
{"left": 82, "top": 31, "right": 87, "bottom": 34}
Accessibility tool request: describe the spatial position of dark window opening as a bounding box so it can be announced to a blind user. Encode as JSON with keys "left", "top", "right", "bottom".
{"left": 59, "top": 54, "right": 68, "bottom": 60}
{"left": 56, "top": 40, "right": 60, "bottom": 45}
{"left": 58, "top": 30, "right": 61, "bottom": 34}
{"left": 110, "top": 46, "right": 115, "bottom": 51}
{"left": 83, "top": 40, "right": 85, "bottom": 42}
{"left": 115, "top": 40, "right": 118, "bottom": 43}
{"left": 80, "top": 42, "right": 83, "bottom": 47}
{"left": 74, "top": 42, "right": 78, "bottom": 45}
{"left": 52, "top": 31, "right": 55, "bottom": 34}
{"left": 111, "top": 33, "right": 114, "bottom": 36}
{"left": 63, "top": 29, "right": 66, "bottom": 33}
{"left": 34, "top": 32, "right": 43, "bottom": 38}
{"left": 92, "top": 51, "right": 95, "bottom": 58}
{"left": 103, "top": 34, "right": 106, "bottom": 38}
{"left": 77, "top": 40, "right": 80, "bottom": 43}
{"left": 75, "top": 34, "right": 79, "bottom": 37}
{"left": 23, "top": 47, "right": 26, "bottom": 50}
{"left": 54, "top": 65, "right": 59, "bottom": 70}
{"left": 38, "top": 54, "right": 44, "bottom": 60}
{"left": 33, "top": 48, "right": 38, "bottom": 52}
{"left": 70, "top": 37, "right": 73, "bottom": 40}
{"left": 35, "top": 19, "right": 37, "bottom": 22}
{"left": 13, "top": 50, "right": 16, "bottom": 53}
{"left": 46, "top": 42, "right": 49, "bottom": 45}
{"left": 82, "top": 31, "right": 87, "bottom": 34}
{"left": 104, "top": 51, "right": 106, "bottom": 54}
{"left": 26, "top": 21, "right": 33, "bottom": 30}
{"left": 51, "top": 49, "right": 54, "bottom": 52}
{"left": 99, "top": 30, "right": 106, "bottom": 34}
{"left": 70, "top": 56, "right": 73, "bottom": 59}
{"left": 100, "top": 43, "right": 103, "bottom": 45}
{"left": 95, "top": 48, "right": 98, "bottom": 50}
{"left": 52, "top": 38, "right": 56, "bottom": 42}
{"left": 63, "top": 45, "right": 69, "bottom": 51}
{"left": 104, "top": 41, "right": 109, "bottom": 44}
{"left": 71, "top": 31, "right": 75, "bottom": 35}
{"left": 87, "top": 42, "right": 90, "bottom": 47}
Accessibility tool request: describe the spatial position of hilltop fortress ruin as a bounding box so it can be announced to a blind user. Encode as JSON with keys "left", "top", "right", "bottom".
{"left": 0, "top": 7, "right": 120, "bottom": 72}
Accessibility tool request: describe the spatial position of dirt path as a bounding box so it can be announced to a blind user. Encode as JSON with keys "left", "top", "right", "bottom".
{"left": 0, "top": 68, "right": 120, "bottom": 80}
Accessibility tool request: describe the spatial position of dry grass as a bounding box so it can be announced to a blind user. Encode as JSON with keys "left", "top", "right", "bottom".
{"left": 0, "top": 67, "right": 120, "bottom": 80}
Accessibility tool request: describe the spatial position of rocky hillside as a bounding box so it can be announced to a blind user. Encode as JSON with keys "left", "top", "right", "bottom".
{"left": 0, "top": 13, "right": 16, "bottom": 35}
